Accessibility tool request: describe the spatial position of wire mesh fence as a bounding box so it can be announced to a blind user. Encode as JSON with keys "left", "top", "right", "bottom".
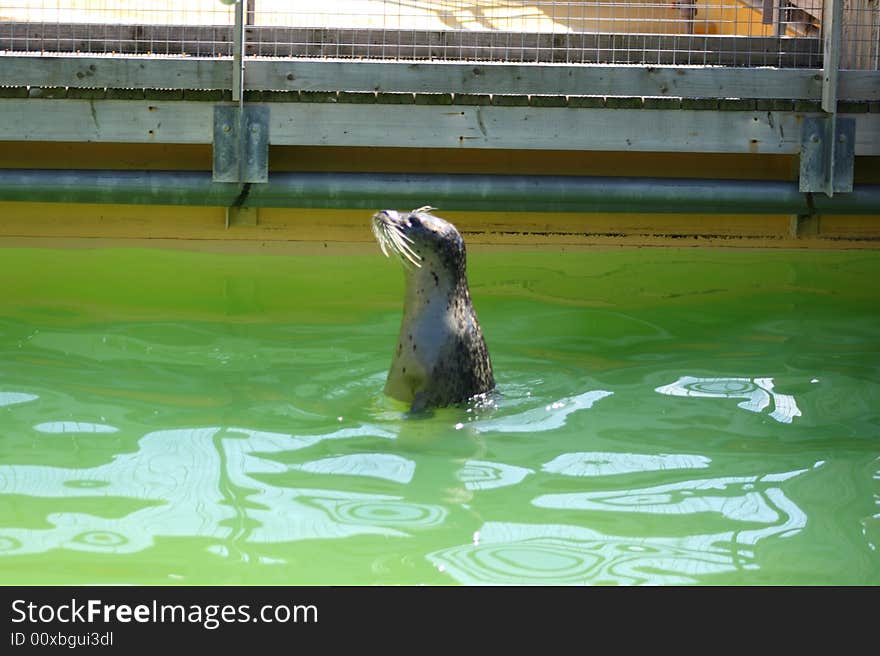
{"left": 0, "top": 1, "right": 235, "bottom": 56}
{"left": 0, "top": 1, "right": 876, "bottom": 68}
{"left": 0, "top": 1, "right": 233, "bottom": 24}
{"left": 841, "top": 0, "right": 880, "bottom": 69}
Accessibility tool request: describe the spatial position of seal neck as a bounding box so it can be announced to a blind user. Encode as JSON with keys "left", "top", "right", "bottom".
{"left": 402, "top": 265, "right": 465, "bottom": 316}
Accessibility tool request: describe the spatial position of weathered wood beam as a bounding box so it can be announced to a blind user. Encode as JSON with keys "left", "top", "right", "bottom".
{"left": 1, "top": 98, "right": 878, "bottom": 155}
{"left": 2, "top": 56, "right": 878, "bottom": 101}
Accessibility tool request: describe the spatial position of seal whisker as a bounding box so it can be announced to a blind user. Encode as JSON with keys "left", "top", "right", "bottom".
{"left": 386, "top": 223, "right": 422, "bottom": 268}
{"left": 372, "top": 219, "right": 392, "bottom": 258}
{"left": 396, "top": 240, "right": 423, "bottom": 268}
{"left": 372, "top": 217, "right": 421, "bottom": 268}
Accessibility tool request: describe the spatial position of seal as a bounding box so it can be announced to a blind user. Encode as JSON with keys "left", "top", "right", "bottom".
{"left": 372, "top": 207, "right": 494, "bottom": 412}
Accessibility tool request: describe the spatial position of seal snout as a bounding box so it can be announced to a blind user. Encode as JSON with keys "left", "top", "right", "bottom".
{"left": 372, "top": 209, "right": 400, "bottom": 224}
{"left": 372, "top": 209, "right": 422, "bottom": 268}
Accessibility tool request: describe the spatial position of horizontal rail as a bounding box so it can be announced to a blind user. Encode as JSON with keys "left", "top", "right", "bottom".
{"left": 0, "top": 169, "right": 878, "bottom": 214}
{"left": 2, "top": 98, "right": 879, "bottom": 155}
{"left": 2, "top": 56, "right": 877, "bottom": 101}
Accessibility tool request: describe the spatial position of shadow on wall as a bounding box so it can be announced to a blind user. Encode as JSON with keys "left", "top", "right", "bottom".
{"left": 315, "top": 0, "right": 786, "bottom": 36}
{"left": 0, "top": 0, "right": 802, "bottom": 37}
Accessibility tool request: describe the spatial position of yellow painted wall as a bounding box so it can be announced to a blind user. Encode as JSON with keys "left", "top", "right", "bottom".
{"left": 1, "top": 142, "right": 877, "bottom": 249}
{"left": 0, "top": 142, "right": 801, "bottom": 180}
{"left": 6, "top": 143, "right": 871, "bottom": 185}
{"left": 2, "top": 199, "right": 878, "bottom": 252}
{"left": 694, "top": 0, "right": 777, "bottom": 36}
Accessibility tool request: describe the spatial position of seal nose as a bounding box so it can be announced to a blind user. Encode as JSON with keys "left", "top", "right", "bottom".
{"left": 373, "top": 209, "right": 400, "bottom": 224}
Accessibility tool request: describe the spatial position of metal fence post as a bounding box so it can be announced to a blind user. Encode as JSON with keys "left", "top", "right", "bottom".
{"left": 232, "top": 0, "right": 245, "bottom": 104}
{"left": 822, "top": 0, "right": 843, "bottom": 113}
{"left": 213, "top": 1, "right": 268, "bottom": 225}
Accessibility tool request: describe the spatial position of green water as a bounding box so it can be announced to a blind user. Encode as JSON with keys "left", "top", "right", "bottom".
{"left": 1, "top": 246, "right": 878, "bottom": 585}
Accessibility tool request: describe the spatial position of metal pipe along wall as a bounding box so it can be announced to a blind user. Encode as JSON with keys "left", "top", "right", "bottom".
{"left": 0, "top": 169, "right": 879, "bottom": 214}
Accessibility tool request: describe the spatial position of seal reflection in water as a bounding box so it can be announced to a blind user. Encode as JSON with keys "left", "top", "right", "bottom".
{"left": 372, "top": 207, "right": 495, "bottom": 412}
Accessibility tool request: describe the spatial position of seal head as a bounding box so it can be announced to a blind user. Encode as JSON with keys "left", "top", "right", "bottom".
{"left": 373, "top": 207, "right": 495, "bottom": 412}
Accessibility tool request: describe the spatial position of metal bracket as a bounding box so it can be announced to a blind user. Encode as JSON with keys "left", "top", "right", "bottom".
{"left": 213, "top": 0, "right": 268, "bottom": 197}
{"left": 800, "top": 0, "right": 852, "bottom": 199}
{"left": 799, "top": 116, "right": 855, "bottom": 197}
{"left": 212, "top": 104, "right": 269, "bottom": 184}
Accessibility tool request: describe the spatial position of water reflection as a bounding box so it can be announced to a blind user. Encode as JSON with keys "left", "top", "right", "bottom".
{"left": 308, "top": 496, "right": 447, "bottom": 528}
{"left": 655, "top": 376, "right": 802, "bottom": 424}
{"left": 34, "top": 421, "right": 119, "bottom": 434}
{"left": 457, "top": 460, "right": 535, "bottom": 491}
{"left": 0, "top": 423, "right": 443, "bottom": 555}
{"left": 0, "top": 379, "right": 826, "bottom": 584}
{"left": 472, "top": 390, "right": 613, "bottom": 433}
{"left": 429, "top": 452, "right": 816, "bottom": 584}
{"left": 534, "top": 467, "right": 813, "bottom": 527}
{"left": 0, "top": 391, "right": 38, "bottom": 407}
{"left": 290, "top": 453, "right": 415, "bottom": 484}
{"left": 428, "top": 522, "right": 748, "bottom": 585}
{"left": 542, "top": 452, "right": 710, "bottom": 477}
{"left": 0, "top": 385, "right": 618, "bottom": 558}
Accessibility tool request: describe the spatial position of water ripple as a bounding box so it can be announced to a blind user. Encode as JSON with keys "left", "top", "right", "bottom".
{"left": 473, "top": 390, "right": 613, "bottom": 433}
{"left": 290, "top": 453, "right": 415, "bottom": 484}
{"left": 457, "top": 460, "right": 535, "bottom": 491}
{"left": 428, "top": 522, "right": 753, "bottom": 585}
{"left": 542, "top": 452, "right": 710, "bottom": 477}
{"left": 34, "top": 422, "right": 119, "bottom": 434}
{"left": 655, "top": 376, "right": 802, "bottom": 424}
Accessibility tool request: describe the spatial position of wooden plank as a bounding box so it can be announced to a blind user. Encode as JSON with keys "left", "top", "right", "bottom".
{"left": 0, "top": 54, "right": 221, "bottom": 90}
{"left": 838, "top": 70, "right": 880, "bottom": 100}
{"left": 2, "top": 99, "right": 879, "bottom": 155}
{"left": 3, "top": 54, "right": 878, "bottom": 101}
{"left": 0, "top": 99, "right": 212, "bottom": 143}
{"left": 248, "top": 60, "right": 832, "bottom": 100}
{"left": 269, "top": 104, "right": 879, "bottom": 155}
{"left": 0, "top": 55, "right": 230, "bottom": 89}
{"left": 0, "top": 22, "right": 823, "bottom": 67}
